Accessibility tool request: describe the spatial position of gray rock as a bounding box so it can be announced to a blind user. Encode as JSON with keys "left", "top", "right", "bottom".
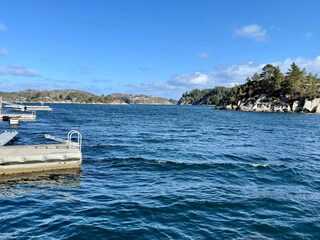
{"left": 303, "top": 98, "right": 320, "bottom": 112}
{"left": 311, "top": 98, "right": 320, "bottom": 112}
{"left": 292, "top": 101, "right": 302, "bottom": 112}
{"left": 256, "top": 95, "right": 266, "bottom": 103}
{"left": 303, "top": 99, "right": 312, "bottom": 112}
{"left": 225, "top": 104, "right": 233, "bottom": 110}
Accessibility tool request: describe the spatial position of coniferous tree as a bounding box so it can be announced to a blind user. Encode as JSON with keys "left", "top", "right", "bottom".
{"left": 282, "top": 62, "right": 305, "bottom": 95}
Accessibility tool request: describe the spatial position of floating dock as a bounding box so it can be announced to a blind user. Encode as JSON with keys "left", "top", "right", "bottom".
{"left": 0, "top": 112, "right": 37, "bottom": 121}
{"left": 4, "top": 103, "right": 52, "bottom": 111}
{"left": 0, "top": 131, "right": 19, "bottom": 146}
{"left": 0, "top": 130, "right": 82, "bottom": 175}
{"left": 0, "top": 98, "right": 37, "bottom": 122}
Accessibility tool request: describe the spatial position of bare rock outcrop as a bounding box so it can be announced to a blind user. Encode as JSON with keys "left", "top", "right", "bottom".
{"left": 215, "top": 95, "right": 320, "bottom": 114}
{"left": 303, "top": 98, "right": 320, "bottom": 112}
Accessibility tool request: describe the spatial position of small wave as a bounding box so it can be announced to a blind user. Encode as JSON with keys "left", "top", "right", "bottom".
{"left": 86, "top": 156, "right": 291, "bottom": 172}
{"left": 251, "top": 163, "right": 269, "bottom": 168}
{"left": 251, "top": 163, "right": 288, "bottom": 168}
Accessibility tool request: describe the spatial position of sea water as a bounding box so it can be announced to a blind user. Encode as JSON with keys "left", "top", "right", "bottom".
{"left": 0, "top": 104, "right": 319, "bottom": 239}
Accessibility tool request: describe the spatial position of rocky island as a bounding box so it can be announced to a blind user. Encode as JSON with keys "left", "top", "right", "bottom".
{"left": 0, "top": 89, "right": 176, "bottom": 105}
{"left": 178, "top": 62, "right": 320, "bottom": 113}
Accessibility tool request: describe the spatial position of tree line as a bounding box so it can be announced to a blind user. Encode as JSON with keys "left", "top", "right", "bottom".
{"left": 178, "top": 63, "right": 320, "bottom": 105}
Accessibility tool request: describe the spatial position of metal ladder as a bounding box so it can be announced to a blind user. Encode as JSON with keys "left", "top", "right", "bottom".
{"left": 45, "top": 130, "right": 82, "bottom": 151}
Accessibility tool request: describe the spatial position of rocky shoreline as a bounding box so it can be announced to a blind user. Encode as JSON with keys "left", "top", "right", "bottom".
{"left": 215, "top": 95, "right": 320, "bottom": 113}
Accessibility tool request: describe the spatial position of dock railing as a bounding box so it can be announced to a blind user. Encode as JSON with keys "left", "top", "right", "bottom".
{"left": 68, "top": 130, "right": 82, "bottom": 152}
{"left": 45, "top": 130, "right": 82, "bottom": 151}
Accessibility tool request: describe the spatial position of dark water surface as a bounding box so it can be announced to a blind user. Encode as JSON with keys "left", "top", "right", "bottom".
{"left": 1, "top": 104, "right": 320, "bottom": 239}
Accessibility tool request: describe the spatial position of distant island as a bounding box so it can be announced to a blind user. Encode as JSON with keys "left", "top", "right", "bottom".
{"left": 178, "top": 62, "right": 320, "bottom": 113}
{"left": 0, "top": 89, "right": 177, "bottom": 105}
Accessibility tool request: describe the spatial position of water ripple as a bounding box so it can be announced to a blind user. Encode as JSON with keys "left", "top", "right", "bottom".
{"left": 1, "top": 105, "right": 320, "bottom": 239}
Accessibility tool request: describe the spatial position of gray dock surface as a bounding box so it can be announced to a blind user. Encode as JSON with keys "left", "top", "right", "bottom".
{"left": 0, "top": 113, "right": 36, "bottom": 121}
{"left": 5, "top": 104, "right": 52, "bottom": 111}
{"left": 0, "top": 131, "right": 19, "bottom": 146}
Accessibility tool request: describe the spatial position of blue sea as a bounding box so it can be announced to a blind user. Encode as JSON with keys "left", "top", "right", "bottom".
{"left": 1, "top": 104, "right": 320, "bottom": 239}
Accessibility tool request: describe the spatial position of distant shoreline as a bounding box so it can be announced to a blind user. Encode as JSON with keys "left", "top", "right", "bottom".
{"left": 5, "top": 101, "right": 177, "bottom": 106}
{"left": 0, "top": 89, "right": 177, "bottom": 105}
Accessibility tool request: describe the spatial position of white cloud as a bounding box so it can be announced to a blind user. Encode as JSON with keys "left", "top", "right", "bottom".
{"left": 0, "top": 23, "right": 7, "bottom": 31}
{"left": 127, "top": 72, "right": 210, "bottom": 99}
{"left": 234, "top": 24, "right": 268, "bottom": 41}
{"left": 169, "top": 72, "right": 209, "bottom": 86}
{"left": 0, "top": 48, "right": 9, "bottom": 56}
{"left": 209, "top": 56, "right": 320, "bottom": 86}
{"left": 274, "top": 56, "right": 320, "bottom": 73}
{"left": 211, "top": 62, "right": 261, "bottom": 85}
{"left": 0, "top": 64, "right": 39, "bottom": 77}
{"left": 196, "top": 52, "right": 211, "bottom": 59}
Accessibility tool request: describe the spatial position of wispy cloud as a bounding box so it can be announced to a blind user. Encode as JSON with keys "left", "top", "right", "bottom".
{"left": 79, "top": 65, "right": 90, "bottom": 74}
{"left": 196, "top": 52, "right": 211, "bottom": 59}
{"left": 137, "top": 66, "right": 158, "bottom": 75}
{"left": 302, "top": 32, "right": 314, "bottom": 38}
{"left": 0, "top": 48, "right": 9, "bottom": 56}
{"left": 0, "top": 80, "right": 50, "bottom": 92}
{"left": 234, "top": 24, "right": 268, "bottom": 42}
{"left": 68, "top": 65, "right": 91, "bottom": 74}
{"left": 0, "top": 64, "right": 39, "bottom": 77}
{"left": 0, "top": 23, "right": 7, "bottom": 31}
{"left": 127, "top": 72, "right": 211, "bottom": 99}
{"left": 91, "top": 78, "right": 112, "bottom": 83}
{"left": 138, "top": 67, "right": 150, "bottom": 72}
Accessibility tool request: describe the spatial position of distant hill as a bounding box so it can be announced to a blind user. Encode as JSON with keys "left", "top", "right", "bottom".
{"left": 102, "top": 93, "right": 177, "bottom": 105}
{"left": 0, "top": 89, "right": 177, "bottom": 105}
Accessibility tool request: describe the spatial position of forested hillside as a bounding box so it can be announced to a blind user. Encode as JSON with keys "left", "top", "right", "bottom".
{"left": 178, "top": 63, "right": 320, "bottom": 109}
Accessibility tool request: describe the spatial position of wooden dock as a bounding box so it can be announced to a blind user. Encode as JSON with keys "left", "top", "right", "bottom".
{"left": 0, "top": 131, "right": 19, "bottom": 146}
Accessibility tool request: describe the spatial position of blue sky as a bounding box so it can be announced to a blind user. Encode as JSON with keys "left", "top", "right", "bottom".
{"left": 0, "top": 0, "right": 320, "bottom": 99}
